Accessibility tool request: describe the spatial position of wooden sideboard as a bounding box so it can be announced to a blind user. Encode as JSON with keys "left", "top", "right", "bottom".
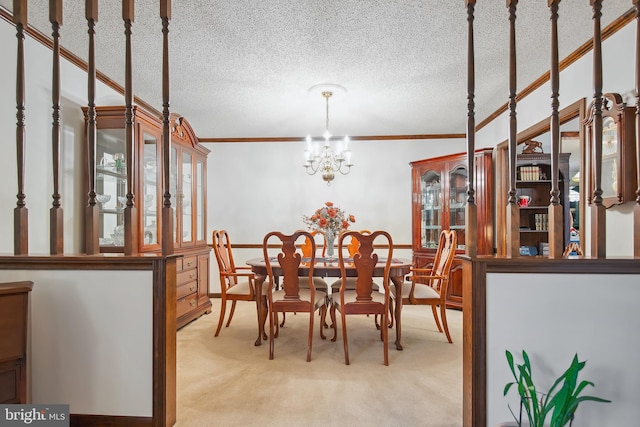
{"left": 0, "top": 281, "right": 33, "bottom": 404}
{"left": 410, "top": 149, "right": 494, "bottom": 309}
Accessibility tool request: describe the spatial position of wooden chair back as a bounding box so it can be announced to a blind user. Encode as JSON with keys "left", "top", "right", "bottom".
{"left": 263, "top": 230, "right": 316, "bottom": 304}
{"left": 429, "top": 230, "right": 457, "bottom": 292}
{"left": 346, "top": 229, "right": 372, "bottom": 258}
{"left": 300, "top": 230, "right": 326, "bottom": 258}
{"left": 212, "top": 229, "right": 239, "bottom": 287}
{"left": 337, "top": 230, "right": 393, "bottom": 305}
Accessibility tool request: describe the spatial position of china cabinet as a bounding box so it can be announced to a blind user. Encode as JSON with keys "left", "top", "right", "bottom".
{"left": 410, "top": 148, "right": 493, "bottom": 309}
{"left": 584, "top": 93, "right": 637, "bottom": 208}
{"left": 515, "top": 153, "right": 570, "bottom": 255}
{"left": 83, "top": 106, "right": 211, "bottom": 328}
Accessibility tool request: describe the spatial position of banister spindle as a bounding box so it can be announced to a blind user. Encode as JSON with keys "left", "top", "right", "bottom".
{"left": 506, "top": 0, "right": 520, "bottom": 258}
{"left": 634, "top": 0, "right": 640, "bottom": 257}
{"left": 85, "top": 0, "right": 99, "bottom": 255}
{"left": 161, "top": 0, "right": 174, "bottom": 256}
{"left": 548, "top": 0, "right": 564, "bottom": 258}
{"left": 50, "top": 0, "right": 63, "bottom": 255}
{"left": 13, "top": 0, "right": 28, "bottom": 255}
{"left": 466, "top": 0, "right": 477, "bottom": 258}
{"left": 590, "top": 0, "right": 606, "bottom": 258}
{"left": 123, "top": 0, "right": 139, "bottom": 255}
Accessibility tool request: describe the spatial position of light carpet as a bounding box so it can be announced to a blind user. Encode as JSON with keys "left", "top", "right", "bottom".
{"left": 176, "top": 298, "right": 463, "bottom": 426}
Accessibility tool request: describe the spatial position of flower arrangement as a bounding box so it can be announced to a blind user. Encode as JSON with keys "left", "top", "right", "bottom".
{"left": 301, "top": 202, "right": 355, "bottom": 236}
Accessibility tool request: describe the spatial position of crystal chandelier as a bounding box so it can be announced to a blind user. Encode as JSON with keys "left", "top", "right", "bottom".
{"left": 303, "top": 90, "right": 353, "bottom": 185}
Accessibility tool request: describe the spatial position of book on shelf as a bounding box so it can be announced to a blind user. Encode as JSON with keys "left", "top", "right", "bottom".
{"left": 519, "top": 166, "right": 541, "bottom": 181}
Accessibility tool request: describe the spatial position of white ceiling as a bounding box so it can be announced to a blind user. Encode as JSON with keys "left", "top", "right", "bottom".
{"left": 0, "top": 0, "right": 632, "bottom": 140}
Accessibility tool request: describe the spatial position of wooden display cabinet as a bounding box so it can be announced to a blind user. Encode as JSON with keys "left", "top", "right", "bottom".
{"left": 516, "top": 153, "right": 570, "bottom": 255}
{"left": 410, "top": 148, "right": 494, "bottom": 309}
{"left": 584, "top": 93, "right": 638, "bottom": 208}
{"left": 0, "top": 281, "right": 33, "bottom": 404}
{"left": 83, "top": 106, "right": 211, "bottom": 328}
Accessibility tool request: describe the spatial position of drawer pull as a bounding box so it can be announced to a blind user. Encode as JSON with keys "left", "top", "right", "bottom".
{"left": 186, "top": 260, "right": 194, "bottom": 267}
{"left": 189, "top": 299, "right": 196, "bottom": 307}
{"left": 189, "top": 285, "right": 196, "bottom": 292}
{"left": 189, "top": 272, "right": 196, "bottom": 279}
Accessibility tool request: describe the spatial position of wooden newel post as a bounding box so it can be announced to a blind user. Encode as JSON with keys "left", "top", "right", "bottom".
{"left": 161, "top": 0, "right": 174, "bottom": 256}
{"left": 13, "top": 0, "right": 28, "bottom": 255}
{"left": 50, "top": 0, "right": 64, "bottom": 255}
{"left": 505, "top": 0, "right": 521, "bottom": 258}
{"left": 548, "top": 0, "right": 564, "bottom": 258}
{"left": 123, "top": 0, "right": 139, "bottom": 255}
{"left": 590, "top": 0, "right": 606, "bottom": 258}
{"left": 465, "top": 0, "right": 478, "bottom": 258}
{"left": 85, "top": 0, "right": 100, "bottom": 255}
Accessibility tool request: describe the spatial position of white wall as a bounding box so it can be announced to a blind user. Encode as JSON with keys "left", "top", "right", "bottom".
{"left": 0, "top": 268, "right": 153, "bottom": 416}
{"left": 486, "top": 271, "right": 640, "bottom": 426}
{"left": 204, "top": 138, "right": 466, "bottom": 292}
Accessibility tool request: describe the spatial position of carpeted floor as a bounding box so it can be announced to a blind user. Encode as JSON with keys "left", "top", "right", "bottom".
{"left": 176, "top": 297, "right": 463, "bottom": 426}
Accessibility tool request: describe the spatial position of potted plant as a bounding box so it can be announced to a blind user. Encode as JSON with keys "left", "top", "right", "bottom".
{"left": 501, "top": 349, "right": 610, "bottom": 427}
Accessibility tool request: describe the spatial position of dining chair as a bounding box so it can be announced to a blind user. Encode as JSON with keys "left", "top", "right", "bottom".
{"left": 263, "top": 230, "right": 328, "bottom": 361}
{"left": 277, "top": 231, "right": 329, "bottom": 329}
{"left": 391, "top": 229, "right": 457, "bottom": 343}
{"left": 212, "top": 229, "right": 264, "bottom": 338}
{"left": 330, "top": 230, "right": 393, "bottom": 365}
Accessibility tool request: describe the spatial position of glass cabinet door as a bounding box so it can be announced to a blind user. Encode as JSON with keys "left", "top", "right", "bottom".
{"left": 170, "top": 146, "right": 178, "bottom": 243}
{"left": 96, "top": 128, "right": 127, "bottom": 248}
{"left": 420, "top": 170, "right": 442, "bottom": 249}
{"left": 141, "top": 131, "right": 159, "bottom": 248}
{"left": 181, "top": 151, "right": 193, "bottom": 244}
{"left": 449, "top": 165, "right": 468, "bottom": 250}
{"left": 196, "top": 159, "right": 205, "bottom": 242}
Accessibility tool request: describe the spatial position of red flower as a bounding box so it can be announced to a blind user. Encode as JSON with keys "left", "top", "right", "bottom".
{"left": 325, "top": 202, "right": 334, "bottom": 207}
{"left": 318, "top": 217, "right": 328, "bottom": 228}
{"left": 342, "top": 220, "right": 349, "bottom": 229}
{"left": 349, "top": 214, "right": 356, "bottom": 222}
{"left": 327, "top": 208, "right": 337, "bottom": 218}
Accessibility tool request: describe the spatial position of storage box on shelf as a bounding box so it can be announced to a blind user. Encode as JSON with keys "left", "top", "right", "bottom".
{"left": 83, "top": 106, "right": 211, "bottom": 328}
{"left": 516, "top": 153, "right": 570, "bottom": 256}
{"left": 410, "top": 148, "right": 493, "bottom": 309}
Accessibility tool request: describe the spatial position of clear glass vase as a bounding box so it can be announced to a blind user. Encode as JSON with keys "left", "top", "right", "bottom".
{"left": 324, "top": 229, "right": 336, "bottom": 260}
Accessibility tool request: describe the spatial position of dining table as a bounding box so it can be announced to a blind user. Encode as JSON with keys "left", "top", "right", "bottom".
{"left": 245, "top": 256, "right": 413, "bottom": 350}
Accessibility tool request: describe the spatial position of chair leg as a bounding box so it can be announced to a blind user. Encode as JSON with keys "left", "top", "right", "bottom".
{"left": 382, "top": 311, "right": 389, "bottom": 366}
{"left": 431, "top": 304, "right": 443, "bottom": 333}
{"left": 225, "top": 300, "right": 237, "bottom": 327}
{"left": 214, "top": 297, "right": 227, "bottom": 337}
{"left": 268, "top": 306, "right": 275, "bottom": 360}
{"left": 341, "top": 311, "right": 350, "bottom": 365}
{"left": 257, "top": 297, "right": 268, "bottom": 341}
{"left": 319, "top": 305, "right": 327, "bottom": 340}
{"left": 307, "top": 310, "right": 314, "bottom": 362}
{"left": 439, "top": 304, "right": 453, "bottom": 344}
{"left": 330, "top": 305, "right": 338, "bottom": 342}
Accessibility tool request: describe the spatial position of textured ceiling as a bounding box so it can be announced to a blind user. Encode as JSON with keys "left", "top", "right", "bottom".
{"left": 0, "top": 0, "right": 632, "bottom": 140}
